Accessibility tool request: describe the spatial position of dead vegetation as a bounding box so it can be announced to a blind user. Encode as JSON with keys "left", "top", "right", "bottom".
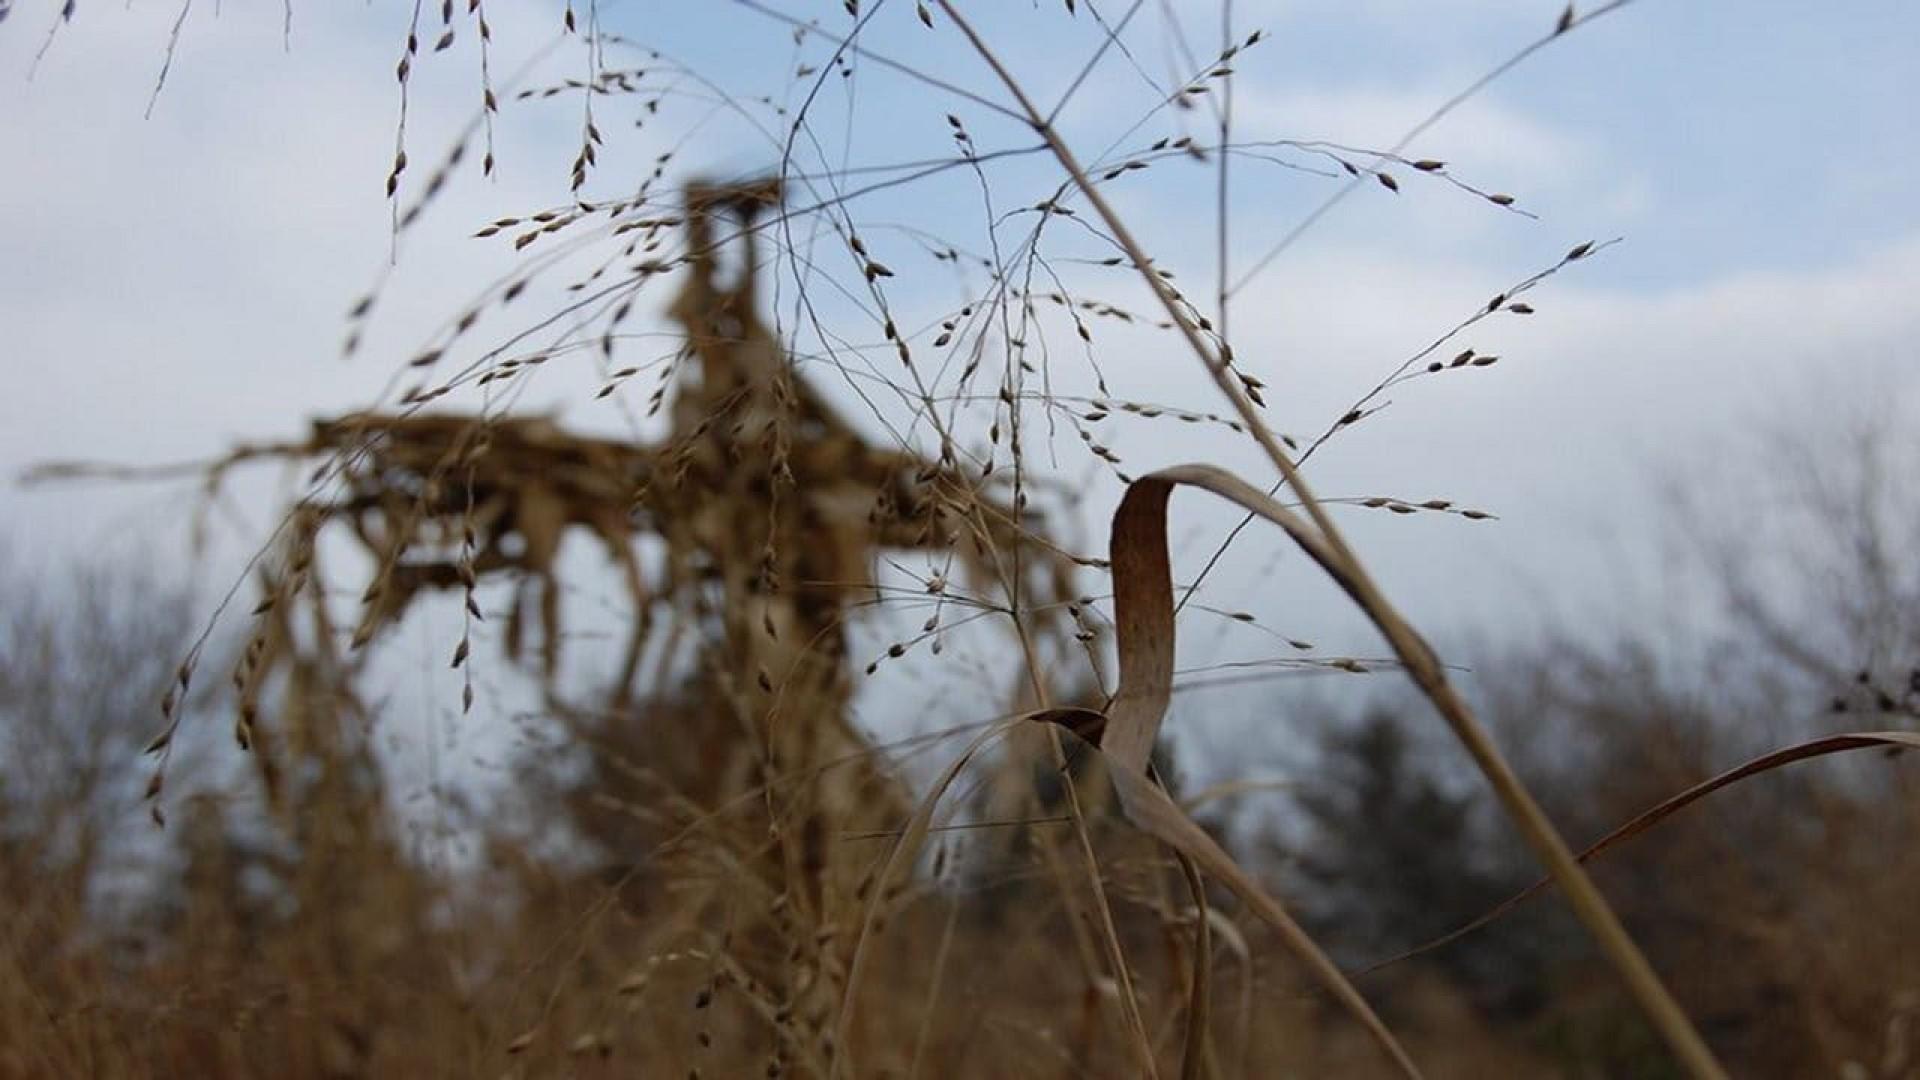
{"left": 7, "top": 3, "right": 1920, "bottom": 1078}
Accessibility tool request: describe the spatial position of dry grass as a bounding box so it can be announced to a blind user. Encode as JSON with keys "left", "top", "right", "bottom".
{"left": 8, "top": 3, "right": 1920, "bottom": 1077}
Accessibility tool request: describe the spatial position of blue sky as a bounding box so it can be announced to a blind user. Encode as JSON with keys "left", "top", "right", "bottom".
{"left": 3, "top": 1, "right": 1917, "bottom": 789}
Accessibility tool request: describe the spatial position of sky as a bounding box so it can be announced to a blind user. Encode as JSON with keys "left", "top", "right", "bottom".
{"left": 3, "top": 1, "right": 1917, "bottom": 796}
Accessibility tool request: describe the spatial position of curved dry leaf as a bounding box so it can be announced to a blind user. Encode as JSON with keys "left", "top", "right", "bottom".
{"left": 1360, "top": 729, "right": 1920, "bottom": 976}
{"left": 1105, "top": 465, "right": 1717, "bottom": 1077}
{"left": 1029, "top": 465, "right": 1420, "bottom": 1077}
{"left": 1104, "top": 465, "right": 1349, "bottom": 771}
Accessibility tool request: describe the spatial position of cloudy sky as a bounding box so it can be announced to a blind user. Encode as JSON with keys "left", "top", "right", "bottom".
{"left": 4, "top": 1, "right": 1917, "bottom": 785}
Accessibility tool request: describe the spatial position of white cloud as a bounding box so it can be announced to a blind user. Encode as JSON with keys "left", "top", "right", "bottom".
{"left": 1230, "top": 83, "right": 1597, "bottom": 189}
{"left": 1058, "top": 229, "right": 1920, "bottom": 655}
{"left": 0, "top": 1, "right": 636, "bottom": 543}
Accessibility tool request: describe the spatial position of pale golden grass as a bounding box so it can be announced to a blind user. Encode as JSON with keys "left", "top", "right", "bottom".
{"left": 10, "top": 3, "right": 1920, "bottom": 1078}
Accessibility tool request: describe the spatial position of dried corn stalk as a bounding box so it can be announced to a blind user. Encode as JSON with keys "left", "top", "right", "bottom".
{"left": 73, "top": 177, "right": 1086, "bottom": 1055}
